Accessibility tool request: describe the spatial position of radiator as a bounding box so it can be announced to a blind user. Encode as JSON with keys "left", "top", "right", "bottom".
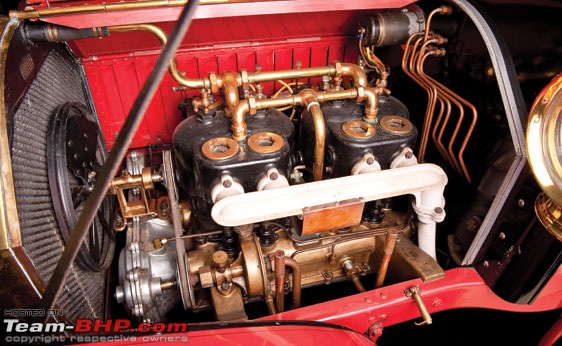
{"left": 10, "top": 45, "right": 106, "bottom": 322}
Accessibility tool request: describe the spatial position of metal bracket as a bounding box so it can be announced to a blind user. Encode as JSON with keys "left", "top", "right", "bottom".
{"left": 404, "top": 285, "right": 432, "bottom": 326}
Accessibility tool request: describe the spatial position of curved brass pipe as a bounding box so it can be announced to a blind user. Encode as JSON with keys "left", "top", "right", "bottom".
{"left": 108, "top": 25, "right": 369, "bottom": 118}
{"left": 108, "top": 24, "right": 209, "bottom": 89}
{"left": 232, "top": 87, "right": 384, "bottom": 181}
{"left": 351, "top": 276, "right": 366, "bottom": 293}
{"left": 363, "top": 87, "right": 383, "bottom": 122}
{"left": 284, "top": 257, "right": 301, "bottom": 309}
{"left": 307, "top": 101, "right": 326, "bottom": 182}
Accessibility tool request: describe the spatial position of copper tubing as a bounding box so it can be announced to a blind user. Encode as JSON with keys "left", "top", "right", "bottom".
{"left": 414, "top": 47, "right": 459, "bottom": 172}
{"left": 416, "top": 48, "right": 476, "bottom": 183}
{"left": 401, "top": 17, "right": 476, "bottom": 184}
{"left": 284, "top": 257, "right": 301, "bottom": 309}
{"left": 423, "top": 6, "right": 453, "bottom": 42}
{"left": 375, "top": 229, "right": 398, "bottom": 288}
{"left": 274, "top": 250, "right": 286, "bottom": 313}
{"left": 352, "top": 276, "right": 367, "bottom": 293}
{"left": 402, "top": 33, "right": 436, "bottom": 162}
{"left": 417, "top": 50, "right": 463, "bottom": 176}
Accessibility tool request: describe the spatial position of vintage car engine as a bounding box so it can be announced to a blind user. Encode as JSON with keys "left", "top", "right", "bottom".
{"left": 10, "top": 0, "right": 562, "bottom": 336}
{"left": 105, "top": 5, "right": 455, "bottom": 322}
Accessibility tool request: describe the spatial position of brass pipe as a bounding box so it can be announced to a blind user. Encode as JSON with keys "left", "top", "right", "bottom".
{"left": 284, "top": 257, "right": 301, "bottom": 309}
{"left": 352, "top": 276, "right": 367, "bottom": 293}
{"left": 310, "top": 103, "right": 326, "bottom": 181}
{"left": 274, "top": 250, "right": 286, "bottom": 313}
{"left": 219, "top": 71, "right": 242, "bottom": 116}
{"left": 103, "top": 25, "right": 369, "bottom": 118}
{"left": 108, "top": 24, "right": 209, "bottom": 90}
{"left": 248, "top": 63, "right": 367, "bottom": 89}
{"left": 266, "top": 296, "right": 276, "bottom": 315}
{"left": 9, "top": 0, "right": 242, "bottom": 20}
{"left": 375, "top": 229, "right": 398, "bottom": 288}
{"left": 232, "top": 87, "right": 385, "bottom": 182}
{"left": 305, "top": 97, "right": 327, "bottom": 182}
{"left": 363, "top": 87, "right": 382, "bottom": 122}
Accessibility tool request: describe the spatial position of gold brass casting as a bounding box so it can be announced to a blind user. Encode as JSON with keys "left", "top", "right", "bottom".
{"left": 202, "top": 137, "right": 239, "bottom": 160}
{"left": 247, "top": 132, "right": 284, "bottom": 154}
{"left": 379, "top": 115, "right": 414, "bottom": 135}
{"left": 342, "top": 120, "right": 376, "bottom": 139}
{"left": 535, "top": 192, "right": 562, "bottom": 242}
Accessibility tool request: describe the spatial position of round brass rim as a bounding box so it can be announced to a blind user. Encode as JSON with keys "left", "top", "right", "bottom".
{"left": 535, "top": 192, "right": 562, "bottom": 242}
{"left": 201, "top": 137, "right": 239, "bottom": 160}
{"left": 342, "top": 120, "right": 375, "bottom": 139}
{"left": 247, "top": 132, "right": 284, "bottom": 154}
{"left": 379, "top": 115, "right": 413, "bottom": 135}
{"left": 526, "top": 73, "right": 562, "bottom": 206}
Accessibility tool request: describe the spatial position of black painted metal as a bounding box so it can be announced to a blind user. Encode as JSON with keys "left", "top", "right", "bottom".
{"left": 300, "top": 96, "right": 416, "bottom": 179}
{"left": 47, "top": 102, "right": 114, "bottom": 271}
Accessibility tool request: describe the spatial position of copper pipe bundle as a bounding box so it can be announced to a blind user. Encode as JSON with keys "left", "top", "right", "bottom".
{"left": 401, "top": 6, "right": 477, "bottom": 184}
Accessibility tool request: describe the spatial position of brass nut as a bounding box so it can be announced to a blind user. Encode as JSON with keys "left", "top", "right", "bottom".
{"left": 208, "top": 72, "right": 219, "bottom": 93}
{"left": 240, "top": 69, "right": 249, "bottom": 88}
{"left": 202, "top": 137, "right": 239, "bottom": 160}
{"left": 247, "top": 132, "right": 284, "bottom": 154}
{"left": 212, "top": 250, "right": 229, "bottom": 270}
{"left": 248, "top": 96, "right": 257, "bottom": 115}
{"left": 199, "top": 266, "right": 214, "bottom": 288}
{"left": 334, "top": 61, "right": 343, "bottom": 77}
{"left": 342, "top": 120, "right": 375, "bottom": 139}
{"left": 379, "top": 115, "right": 414, "bottom": 135}
{"left": 356, "top": 86, "right": 365, "bottom": 103}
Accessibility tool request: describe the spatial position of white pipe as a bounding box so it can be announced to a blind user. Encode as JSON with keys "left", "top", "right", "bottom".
{"left": 211, "top": 163, "right": 447, "bottom": 259}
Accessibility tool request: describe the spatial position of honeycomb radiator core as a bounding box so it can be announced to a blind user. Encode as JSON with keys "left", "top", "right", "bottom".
{"left": 10, "top": 45, "right": 106, "bottom": 322}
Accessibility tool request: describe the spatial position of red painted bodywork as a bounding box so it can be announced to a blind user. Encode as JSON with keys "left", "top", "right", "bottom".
{"left": 18, "top": 0, "right": 562, "bottom": 344}
{"left": 91, "top": 324, "right": 375, "bottom": 346}
{"left": 22, "top": 0, "right": 416, "bottom": 149}
{"left": 83, "top": 267, "right": 562, "bottom": 344}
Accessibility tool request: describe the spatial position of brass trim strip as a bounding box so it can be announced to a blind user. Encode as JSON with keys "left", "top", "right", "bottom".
{"left": 526, "top": 73, "right": 562, "bottom": 206}
{"left": 10, "top": 0, "right": 230, "bottom": 20}
{"left": 0, "top": 18, "right": 22, "bottom": 250}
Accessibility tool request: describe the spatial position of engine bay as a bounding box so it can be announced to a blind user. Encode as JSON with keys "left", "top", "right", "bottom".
{"left": 3, "top": 0, "right": 562, "bottom": 332}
